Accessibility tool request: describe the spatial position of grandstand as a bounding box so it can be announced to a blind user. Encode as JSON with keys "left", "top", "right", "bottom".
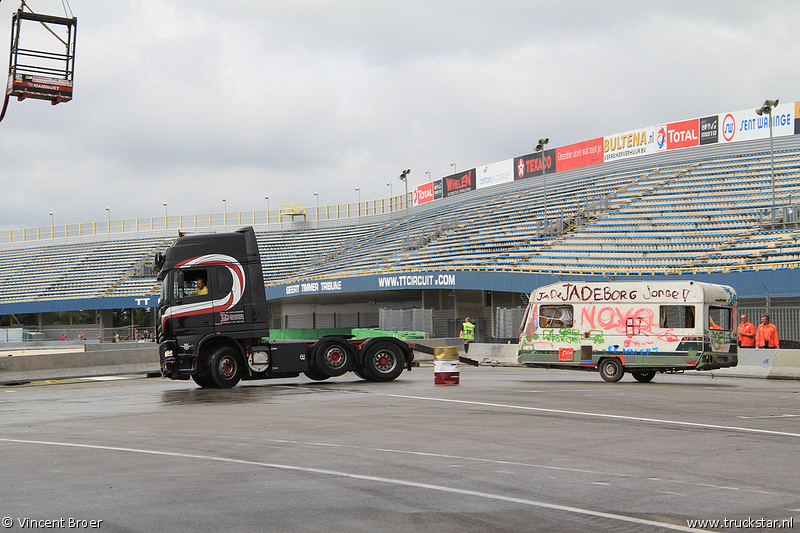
{"left": 2, "top": 106, "right": 800, "bottom": 343}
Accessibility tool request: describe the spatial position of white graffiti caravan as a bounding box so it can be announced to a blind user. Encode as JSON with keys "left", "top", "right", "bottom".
{"left": 517, "top": 281, "right": 738, "bottom": 382}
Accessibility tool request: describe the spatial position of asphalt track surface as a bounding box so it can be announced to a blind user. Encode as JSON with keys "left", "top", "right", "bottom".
{"left": 1, "top": 366, "right": 799, "bottom": 533}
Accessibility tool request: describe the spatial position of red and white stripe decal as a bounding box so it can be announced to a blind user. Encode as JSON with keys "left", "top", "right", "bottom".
{"left": 162, "top": 254, "right": 246, "bottom": 330}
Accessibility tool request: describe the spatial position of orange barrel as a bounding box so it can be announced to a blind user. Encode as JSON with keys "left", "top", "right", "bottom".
{"left": 434, "top": 346, "right": 459, "bottom": 385}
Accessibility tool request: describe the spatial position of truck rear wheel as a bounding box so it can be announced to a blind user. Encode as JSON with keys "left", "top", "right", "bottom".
{"left": 599, "top": 358, "right": 624, "bottom": 383}
{"left": 353, "top": 365, "right": 373, "bottom": 381}
{"left": 206, "top": 346, "right": 243, "bottom": 388}
{"left": 303, "top": 368, "right": 330, "bottom": 381}
{"left": 314, "top": 339, "right": 353, "bottom": 377}
{"left": 363, "top": 342, "right": 404, "bottom": 382}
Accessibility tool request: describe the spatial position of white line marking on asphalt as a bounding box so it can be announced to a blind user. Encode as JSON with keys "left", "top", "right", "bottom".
{"left": 375, "top": 392, "right": 800, "bottom": 439}
{"left": 0, "top": 437, "right": 711, "bottom": 533}
{"left": 737, "top": 414, "right": 800, "bottom": 419}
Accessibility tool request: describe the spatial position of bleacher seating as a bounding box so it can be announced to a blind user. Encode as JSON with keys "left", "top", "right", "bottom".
{"left": 3, "top": 138, "right": 800, "bottom": 306}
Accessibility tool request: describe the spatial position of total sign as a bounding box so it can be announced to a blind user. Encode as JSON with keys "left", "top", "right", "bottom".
{"left": 413, "top": 182, "right": 434, "bottom": 205}
{"left": 656, "top": 118, "right": 699, "bottom": 151}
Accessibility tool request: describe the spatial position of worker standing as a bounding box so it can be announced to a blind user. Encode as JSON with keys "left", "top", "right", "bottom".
{"left": 755, "top": 314, "right": 779, "bottom": 349}
{"left": 459, "top": 317, "right": 475, "bottom": 353}
{"left": 737, "top": 314, "right": 756, "bottom": 348}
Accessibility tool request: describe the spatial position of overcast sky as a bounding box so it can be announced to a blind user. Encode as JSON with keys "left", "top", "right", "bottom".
{"left": 1, "top": 0, "right": 798, "bottom": 232}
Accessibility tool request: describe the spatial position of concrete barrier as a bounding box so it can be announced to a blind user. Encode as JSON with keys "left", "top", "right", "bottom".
{"left": 769, "top": 350, "right": 800, "bottom": 379}
{"left": 712, "top": 348, "right": 775, "bottom": 379}
{"left": 2, "top": 342, "right": 798, "bottom": 384}
{"left": 0, "top": 345, "right": 159, "bottom": 384}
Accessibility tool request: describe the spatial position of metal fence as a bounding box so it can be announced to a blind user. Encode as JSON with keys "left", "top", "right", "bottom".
{"left": 740, "top": 307, "right": 800, "bottom": 346}
{"left": 274, "top": 312, "right": 379, "bottom": 330}
{"left": 379, "top": 308, "right": 433, "bottom": 337}
{"left": 495, "top": 306, "right": 526, "bottom": 340}
{"left": 0, "top": 196, "right": 410, "bottom": 244}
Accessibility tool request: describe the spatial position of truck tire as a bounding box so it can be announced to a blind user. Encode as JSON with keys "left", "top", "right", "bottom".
{"left": 363, "top": 342, "right": 404, "bottom": 382}
{"left": 599, "top": 358, "right": 624, "bottom": 383}
{"left": 632, "top": 371, "right": 656, "bottom": 383}
{"left": 303, "top": 368, "right": 330, "bottom": 381}
{"left": 206, "top": 346, "right": 243, "bottom": 388}
{"left": 353, "top": 365, "right": 373, "bottom": 381}
{"left": 314, "top": 339, "right": 353, "bottom": 377}
{"left": 191, "top": 372, "right": 217, "bottom": 388}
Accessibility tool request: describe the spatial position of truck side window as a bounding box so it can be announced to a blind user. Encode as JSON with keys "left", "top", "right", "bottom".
{"left": 216, "top": 266, "right": 233, "bottom": 295}
{"left": 660, "top": 305, "right": 695, "bottom": 328}
{"left": 175, "top": 269, "right": 209, "bottom": 299}
{"left": 539, "top": 305, "right": 573, "bottom": 328}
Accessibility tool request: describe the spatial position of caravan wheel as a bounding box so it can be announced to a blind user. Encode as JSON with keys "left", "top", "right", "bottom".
{"left": 599, "top": 358, "right": 624, "bottom": 383}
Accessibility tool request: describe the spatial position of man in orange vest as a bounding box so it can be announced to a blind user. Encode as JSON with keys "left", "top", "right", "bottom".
{"left": 737, "top": 314, "right": 755, "bottom": 348}
{"left": 755, "top": 314, "right": 779, "bottom": 349}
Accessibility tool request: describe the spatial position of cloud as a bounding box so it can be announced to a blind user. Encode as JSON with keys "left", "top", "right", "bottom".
{"left": 0, "top": 0, "right": 799, "bottom": 230}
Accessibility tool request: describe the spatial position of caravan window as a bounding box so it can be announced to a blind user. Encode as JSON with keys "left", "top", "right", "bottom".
{"left": 708, "top": 306, "right": 732, "bottom": 331}
{"left": 659, "top": 305, "right": 695, "bottom": 329}
{"left": 539, "top": 305, "right": 573, "bottom": 328}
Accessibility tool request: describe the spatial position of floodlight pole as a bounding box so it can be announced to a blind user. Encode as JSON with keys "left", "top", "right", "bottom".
{"left": 756, "top": 99, "right": 779, "bottom": 217}
{"left": 399, "top": 169, "right": 411, "bottom": 249}
{"left": 768, "top": 109, "right": 776, "bottom": 213}
{"left": 535, "top": 137, "right": 549, "bottom": 224}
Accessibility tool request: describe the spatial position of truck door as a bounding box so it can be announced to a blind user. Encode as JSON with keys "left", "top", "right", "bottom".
{"left": 167, "top": 267, "right": 215, "bottom": 341}
{"left": 210, "top": 263, "right": 249, "bottom": 334}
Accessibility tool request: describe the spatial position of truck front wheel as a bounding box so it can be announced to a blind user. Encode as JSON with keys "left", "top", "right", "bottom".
{"left": 363, "top": 342, "right": 404, "bottom": 382}
{"left": 192, "top": 372, "right": 217, "bottom": 388}
{"left": 207, "top": 346, "right": 243, "bottom": 388}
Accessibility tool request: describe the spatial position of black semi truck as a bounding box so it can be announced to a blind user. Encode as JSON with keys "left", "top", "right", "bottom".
{"left": 154, "top": 226, "right": 414, "bottom": 388}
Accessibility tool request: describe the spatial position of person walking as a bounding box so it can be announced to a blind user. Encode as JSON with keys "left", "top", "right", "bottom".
{"left": 459, "top": 317, "right": 475, "bottom": 353}
{"left": 737, "top": 314, "right": 755, "bottom": 348}
{"left": 755, "top": 314, "right": 779, "bottom": 349}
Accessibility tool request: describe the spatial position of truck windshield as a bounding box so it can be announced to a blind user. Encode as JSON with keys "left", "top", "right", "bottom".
{"left": 160, "top": 276, "right": 170, "bottom": 306}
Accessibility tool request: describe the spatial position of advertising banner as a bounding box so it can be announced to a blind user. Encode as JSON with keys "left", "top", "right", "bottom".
{"left": 662, "top": 118, "right": 699, "bottom": 150}
{"left": 795, "top": 101, "right": 800, "bottom": 135}
{"left": 604, "top": 126, "right": 655, "bottom": 162}
{"left": 699, "top": 115, "right": 719, "bottom": 145}
{"left": 413, "top": 182, "right": 434, "bottom": 206}
{"left": 514, "top": 149, "right": 555, "bottom": 181}
{"left": 476, "top": 159, "right": 514, "bottom": 189}
{"left": 442, "top": 169, "right": 476, "bottom": 198}
{"left": 554, "top": 137, "right": 604, "bottom": 172}
{"left": 719, "top": 105, "right": 794, "bottom": 144}
{"left": 433, "top": 178, "right": 443, "bottom": 200}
